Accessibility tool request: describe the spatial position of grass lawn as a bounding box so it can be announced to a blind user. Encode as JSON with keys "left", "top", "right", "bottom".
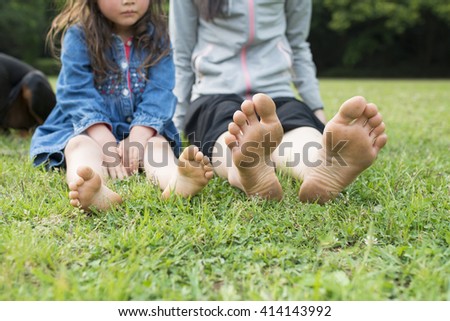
{"left": 0, "top": 79, "right": 449, "bottom": 300}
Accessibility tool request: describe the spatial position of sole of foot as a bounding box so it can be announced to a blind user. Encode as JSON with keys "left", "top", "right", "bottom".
{"left": 224, "top": 93, "right": 284, "bottom": 200}
{"left": 299, "top": 96, "right": 387, "bottom": 204}
{"left": 161, "top": 145, "right": 214, "bottom": 199}
{"left": 68, "top": 166, "right": 122, "bottom": 211}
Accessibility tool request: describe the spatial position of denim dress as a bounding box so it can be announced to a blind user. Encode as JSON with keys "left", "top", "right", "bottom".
{"left": 30, "top": 25, "right": 180, "bottom": 169}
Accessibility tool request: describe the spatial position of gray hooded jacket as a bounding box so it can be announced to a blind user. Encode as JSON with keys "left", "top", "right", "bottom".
{"left": 169, "top": 0, "right": 324, "bottom": 130}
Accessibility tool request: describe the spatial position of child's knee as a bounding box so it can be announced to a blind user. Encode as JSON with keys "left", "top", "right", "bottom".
{"left": 65, "top": 135, "right": 94, "bottom": 153}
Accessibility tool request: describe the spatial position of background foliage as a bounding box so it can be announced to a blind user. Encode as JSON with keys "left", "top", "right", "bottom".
{"left": 0, "top": 0, "right": 449, "bottom": 76}
{"left": 311, "top": 0, "right": 450, "bottom": 76}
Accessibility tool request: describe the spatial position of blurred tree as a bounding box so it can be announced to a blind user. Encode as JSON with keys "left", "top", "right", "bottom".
{"left": 0, "top": 0, "right": 55, "bottom": 62}
{"left": 311, "top": 0, "right": 450, "bottom": 76}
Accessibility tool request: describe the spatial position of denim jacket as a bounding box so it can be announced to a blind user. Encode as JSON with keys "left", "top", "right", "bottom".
{"left": 30, "top": 25, "right": 180, "bottom": 168}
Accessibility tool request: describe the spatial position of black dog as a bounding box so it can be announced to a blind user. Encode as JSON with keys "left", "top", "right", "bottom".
{"left": 0, "top": 53, "right": 56, "bottom": 130}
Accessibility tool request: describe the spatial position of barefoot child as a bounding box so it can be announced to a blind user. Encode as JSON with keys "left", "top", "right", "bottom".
{"left": 30, "top": 0, "right": 213, "bottom": 211}
{"left": 170, "top": 0, "right": 387, "bottom": 203}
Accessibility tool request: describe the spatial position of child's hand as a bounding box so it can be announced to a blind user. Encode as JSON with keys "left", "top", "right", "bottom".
{"left": 118, "top": 138, "right": 140, "bottom": 175}
{"left": 102, "top": 144, "right": 129, "bottom": 180}
{"left": 120, "top": 125, "right": 156, "bottom": 175}
{"left": 85, "top": 123, "right": 129, "bottom": 179}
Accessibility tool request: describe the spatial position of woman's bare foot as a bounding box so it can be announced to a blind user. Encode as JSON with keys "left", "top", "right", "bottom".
{"left": 68, "top": 166, "right": 122, "bottom": 211}
{"left": 299, "top": 96, "right": 388, "bottom": 204}
{"left": 224, "top": 93, "right": 284, "bottom": 200}
{"left": 161, "top": 145, "right": 214, "bottom": 199}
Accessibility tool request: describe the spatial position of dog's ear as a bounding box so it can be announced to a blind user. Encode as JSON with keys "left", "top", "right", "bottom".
{"left": 1, "top": 93, "right": 36, "bottom": 130}
{"left": 22, "top": 71, "right": 56, "bottom": 124}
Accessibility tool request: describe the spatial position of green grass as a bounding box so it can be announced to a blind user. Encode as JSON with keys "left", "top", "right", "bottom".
{"left": 0, "top": 79, "right": 449, "bottom": 300}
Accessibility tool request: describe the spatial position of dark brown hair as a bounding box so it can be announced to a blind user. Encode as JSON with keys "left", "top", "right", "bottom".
{"left": 194, "top": 0, "right": 227, "bottom": 21}
{"left": 47, "top": 0, "right": 170, "bottom": 78}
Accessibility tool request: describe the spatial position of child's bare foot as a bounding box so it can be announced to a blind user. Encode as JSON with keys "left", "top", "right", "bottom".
{"left": 299, "top": 96, "right": 388, "bottom": 204}
{"left": 68, "top": 166, "right": 122, "bottom": 211}
{"left": 161, "top": 145, "right": 214, "bottom": 199}
{"left": 224, "top": 93, "right": 284, "bottom": 200}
